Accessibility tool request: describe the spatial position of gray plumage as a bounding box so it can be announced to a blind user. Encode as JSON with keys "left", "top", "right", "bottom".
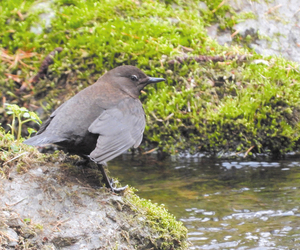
{"left": 24, "top": 65, "right": 165, "bottom": 168}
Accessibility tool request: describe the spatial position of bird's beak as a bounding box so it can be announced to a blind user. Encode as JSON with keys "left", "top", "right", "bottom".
{"left": 147, "top": 77, "right": 166, "bottom": 84}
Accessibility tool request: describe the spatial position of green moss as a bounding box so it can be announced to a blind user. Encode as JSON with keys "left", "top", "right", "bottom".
{"left": 127, "top": 192, "right": 188, "bottom": 249}
{"left": 1, "top": 0, "right": 300, "bottom": 157}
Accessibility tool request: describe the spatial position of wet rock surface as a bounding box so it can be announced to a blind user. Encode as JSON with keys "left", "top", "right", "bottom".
{"left": 207, "top": 0, "right": 300, "bottom": 62}
{"left": 0, "top": 157, "right": 183, "bottom": 249}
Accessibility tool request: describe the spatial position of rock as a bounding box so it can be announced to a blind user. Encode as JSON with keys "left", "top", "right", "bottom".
{"left": 0, "top": 153, "right": 188, "bottom": 249}
{"left": 41, "top": 244, "right": 58, "bottom": 250}
{"left": 0, "top": 228, "right": 19, "bottom": 247}
{"left": 205, "top": 0, "right": 300, "bottom": 62}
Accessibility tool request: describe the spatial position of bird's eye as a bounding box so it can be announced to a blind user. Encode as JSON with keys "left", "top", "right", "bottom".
{"left": 130, "top": 75, "right": 138, "bottom": 81}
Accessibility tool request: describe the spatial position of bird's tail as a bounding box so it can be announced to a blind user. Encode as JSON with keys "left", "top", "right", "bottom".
{"left": 23, "top": 134, "right": 60, "bottom": 146}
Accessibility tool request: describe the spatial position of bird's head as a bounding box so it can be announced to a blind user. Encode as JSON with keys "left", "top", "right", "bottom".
{"left": 107, "top": 65, "right": 165, "bottom": 98}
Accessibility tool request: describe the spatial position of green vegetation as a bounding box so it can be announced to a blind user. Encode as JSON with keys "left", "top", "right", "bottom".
{"left": 1, "top": 0, "right": 300, "bottom": 158}
{"left": 2, "top": 1, "right": 300, "bottom": 247}
{"left": 5, "top": 104, "right": 41, "bottom": 143}
{"left": 128, "top": 193, "right": 188, "bottom": 249}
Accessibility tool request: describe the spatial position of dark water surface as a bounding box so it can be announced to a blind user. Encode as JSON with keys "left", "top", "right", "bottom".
{"left": 109, "top": 154, "right": 300, "bottom": 249}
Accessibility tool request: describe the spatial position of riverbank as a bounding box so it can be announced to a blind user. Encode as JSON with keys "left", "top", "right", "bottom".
{"left": 0, "top": 144, "right": 188, "bottom": 249}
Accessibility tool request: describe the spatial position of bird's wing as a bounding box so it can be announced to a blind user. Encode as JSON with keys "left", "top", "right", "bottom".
{"left": 88, "top": 98, "right": 146, "bottom": 164}
{"left": 35, "top": 101, "right": 68, "bottom": 135}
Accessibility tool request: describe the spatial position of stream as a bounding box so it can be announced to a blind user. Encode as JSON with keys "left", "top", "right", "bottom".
{"left": 109, "top": 154, "right": 300, "bottom": 249}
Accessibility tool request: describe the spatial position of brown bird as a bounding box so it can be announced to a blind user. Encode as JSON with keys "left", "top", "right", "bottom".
{"left": 24, "top": 65, "right": 165, "bottom": 192}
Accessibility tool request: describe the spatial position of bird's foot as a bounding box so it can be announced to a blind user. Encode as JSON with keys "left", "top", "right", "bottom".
{"left": 96, "top": 163, "right": 128, "bottom": 193}
{"left": 108, "top": 178, "right": 128, "bottom": 193}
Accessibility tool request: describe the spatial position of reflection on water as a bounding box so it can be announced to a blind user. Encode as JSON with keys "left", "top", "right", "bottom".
{"left": 109, "top": 154, "right": 300, "bottom": 249}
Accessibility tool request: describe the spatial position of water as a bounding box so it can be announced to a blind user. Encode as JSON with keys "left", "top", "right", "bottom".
{"left": 109, "top": 154, "right": 300, "bottom": 249}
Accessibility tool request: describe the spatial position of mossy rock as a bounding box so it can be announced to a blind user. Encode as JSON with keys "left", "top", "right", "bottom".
{"left": 1, "top": 0, "right": 300, "bottom": 157}
{"left": 0, "top": 140, "right": 188, "bottom": 249}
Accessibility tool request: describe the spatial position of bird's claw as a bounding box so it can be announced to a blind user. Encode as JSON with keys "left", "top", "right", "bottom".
{"left": 97, "top": 163, "right": 128, "bottom": 193}
{"left": 109, "top": 178, "right": 128, "bottom": 193}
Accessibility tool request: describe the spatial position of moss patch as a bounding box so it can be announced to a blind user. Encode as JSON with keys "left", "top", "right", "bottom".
{"left": 1, "top": 0, "right": 300, "bottom": 157}
{"left": 127, "top": 192, "right": 188, "bottom": 249}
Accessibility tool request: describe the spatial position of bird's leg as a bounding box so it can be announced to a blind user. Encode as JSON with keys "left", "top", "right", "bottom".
{"left": 76, "top": 155, "right": 90, "bottom": 166}
{"left": 97, "top": 163, "right": 128, "bottom": 193}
